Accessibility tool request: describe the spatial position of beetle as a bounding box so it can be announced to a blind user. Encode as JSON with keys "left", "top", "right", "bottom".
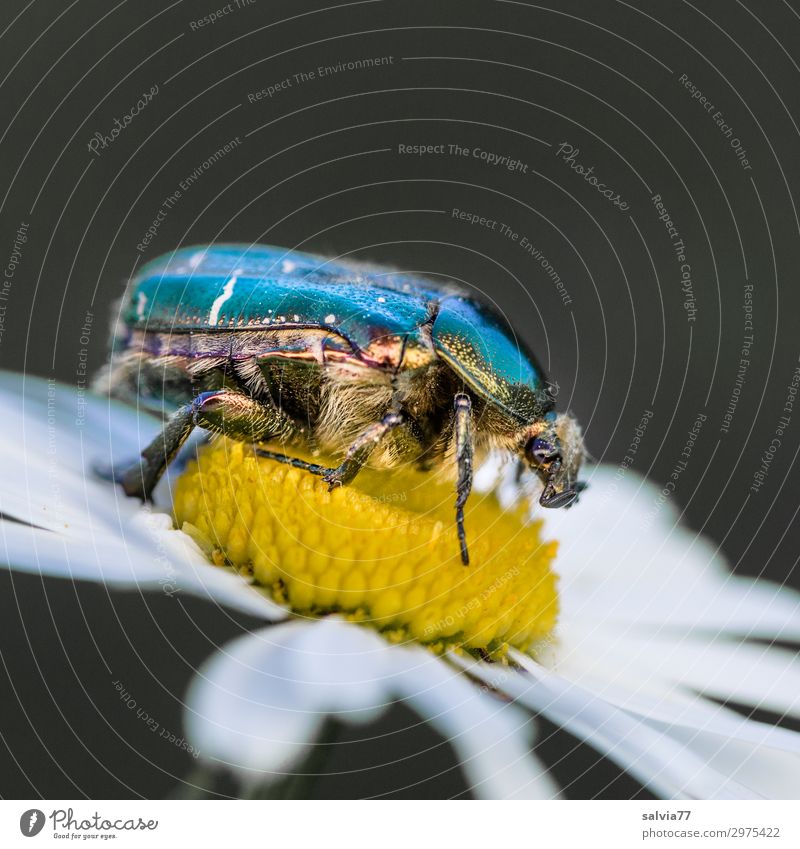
{"left": 96, "top": 243, "right": 585, "bottom": 564}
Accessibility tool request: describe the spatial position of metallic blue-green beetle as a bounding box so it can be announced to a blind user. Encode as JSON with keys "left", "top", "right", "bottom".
{"left": 97, "top": 243, "right": 585, "bottom": 564}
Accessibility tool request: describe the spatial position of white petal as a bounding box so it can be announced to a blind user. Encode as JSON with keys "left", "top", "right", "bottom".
{"left": 0, "top": 369, "right": 164, "bottom": 448}
{"left": 475, "top": 459, "right": 800, "bottom": 640}
{"left": 390, "top": 648, "right": 559, "bottom": 800}
{"left": 0, "top": 509, "right": 285, "bottom": 620}
{"left": 543, "top": 639, "right": 800, "bottom": 756}
{"left": 542, "top": 468, "right": 799, "bottom": 636}
{"left": 546, "top": 635, "right": 800, "bottom": 795}
{"left": 0, "top": 517, "right": 166, "bottom": 584}
{"left": 558, "top": 549, "right": 800, "bottom": 640}
{"left": 0, "top": 371, "right": 151, "bottom": 526}
{"left": 0, "top": 374, "right": 282, "bottom": 618}
{"left": 126, "top": 510, "right": 288, "bottom": 620}
{"left": 0, "top": 370, "right": 157, "bottom": 468}
{"left": 456, "top": 651, "right": 761, "bottom": 799}
{"left": 186, "top": 618, "right": 559, "bottom": 798}
{"left": 185, "top": 619, "right": 387, "bottom": 778}
{"left": 644, "top": 721, "right": 800, "bottom": 799}
{"left": 555, "top": 624, "right": 800, "bottom": 719}
{"left": 0, "top": 371, "right": 182, "bottom": 528}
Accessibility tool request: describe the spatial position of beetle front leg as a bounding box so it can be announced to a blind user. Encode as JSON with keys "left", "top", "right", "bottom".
{"left": 322, "top": 410, "right": 406, "bottom": 489}
{"left": 453, "top": 392, "right": 474, "bottom": 566}
{"left": 120, "top": 390, "right": 293, "bottom": 500}
{"left": 120, "top": 402, "right": 198, "bottom": 500}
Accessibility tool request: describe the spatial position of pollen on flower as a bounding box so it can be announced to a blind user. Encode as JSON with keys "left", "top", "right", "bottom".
{"left": 173, "top": 438, "right": 559, "bottom": 657}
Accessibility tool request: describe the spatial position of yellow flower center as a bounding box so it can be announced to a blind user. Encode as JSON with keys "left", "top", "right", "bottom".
{"left": 173, "top": 438, "right": 558, "bottom": 657}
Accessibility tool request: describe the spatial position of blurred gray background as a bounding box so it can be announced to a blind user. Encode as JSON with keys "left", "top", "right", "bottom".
{"left": 1, "top": 0, "right": 798, "bottom": 799}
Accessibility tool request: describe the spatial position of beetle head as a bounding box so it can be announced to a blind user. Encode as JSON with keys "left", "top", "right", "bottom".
{"left": 521, "top": 411, "right": 586, "bottom": 509}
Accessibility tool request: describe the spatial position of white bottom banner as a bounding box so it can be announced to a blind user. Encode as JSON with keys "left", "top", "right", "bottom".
{"left": 2, "top": 800, "right": 798, "bottom": 848}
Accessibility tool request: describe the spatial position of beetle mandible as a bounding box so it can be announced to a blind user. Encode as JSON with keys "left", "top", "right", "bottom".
{"left": 96, "top": 244, "right": 585, "bottom": 564}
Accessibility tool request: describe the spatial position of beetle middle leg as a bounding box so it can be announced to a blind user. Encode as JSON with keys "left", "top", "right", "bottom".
{"left": 120, "top": 389, "right": 294, "bottom": 500}
{"left": 255, "top": 410, "right": 410, "bottom": 488}
{"left": 321, "top": 410, "right": 406, "bottom": 488}
{"left": 453, "top": 392, "right": 474, "bottom": 566}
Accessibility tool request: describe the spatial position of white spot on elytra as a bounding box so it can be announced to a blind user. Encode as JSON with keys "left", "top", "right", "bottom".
{"left": 324, "top": 313, "right": 336, "bottom": 324}
{"left": 136, "top": 291, "right": 148, "bottom": 319}
{"left": 208, "top": 276, "right": 237, "bottom": 325}
{"left": 293, "top": 314, "right": 300, "bottom": 321}
{"left": 189, "top": 250, "right": 206, "bottom": 269}
{"left": 377, "top": 296, "right": 386, "bottom": 303}
{"left": 282, "top": 259, "right": 296, "bottom": 273}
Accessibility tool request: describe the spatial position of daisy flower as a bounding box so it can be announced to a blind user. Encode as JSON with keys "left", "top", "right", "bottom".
{"left": 2, "top": 371, "right": 799, "bottom": 799}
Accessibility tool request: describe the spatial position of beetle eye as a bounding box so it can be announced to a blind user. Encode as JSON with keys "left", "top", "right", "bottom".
{"left": 528, "top": 437, "right": 557, "bottom": 466}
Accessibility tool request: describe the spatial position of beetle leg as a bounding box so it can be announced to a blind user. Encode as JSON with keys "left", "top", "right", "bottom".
{"left": 252, "top": 449, "right": 331, "bottom": 477}
{"left": 193, "top": 389, "right": 295, "bottom": 443}
{"left": 256, "top": 410, "right": 413, "bottom": 489}
{"left": 322, "top": 411, "right": 406, "bottom": 489}
{"left": 120, "top": 401, "right": 199, "bottom": 500}
{"left": 453, "top": 392, "right": 473, "bottom": 566}
{"left": 120, "top": 390, "right": 294, "bottom": 500}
